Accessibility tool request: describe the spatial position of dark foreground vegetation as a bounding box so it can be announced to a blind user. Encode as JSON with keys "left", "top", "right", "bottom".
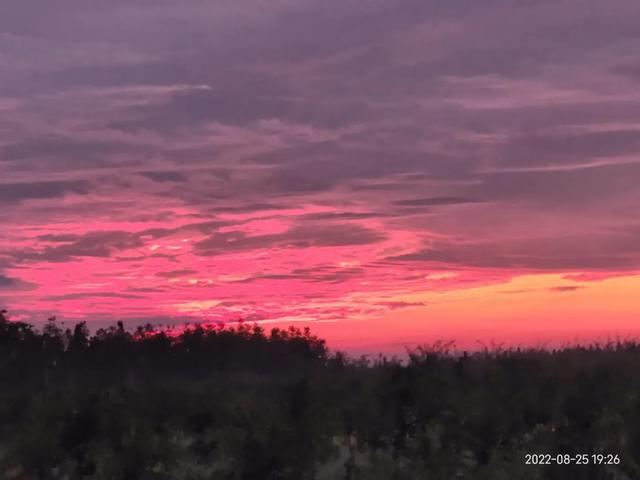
{"left": 1, "top": 309, "right": 638, "bottom": 480}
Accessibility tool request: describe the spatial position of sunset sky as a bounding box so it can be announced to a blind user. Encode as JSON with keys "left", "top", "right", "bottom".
{"left": 2, "top": 0, "right": 640, "bottom": 353}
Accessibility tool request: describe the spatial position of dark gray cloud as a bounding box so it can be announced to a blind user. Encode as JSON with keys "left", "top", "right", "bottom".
{"left": 20, "top": 220, "right": 233, "bottom": 262}
{"left": 473, "top": 162, "right": 640, "bottom": 208}
{"left": 28, "top": 231, "right": 145, "bottom": 262}
{"left": 138, "top": 171, "right": 187, "bottom": 183}
{"left": 43, "top": 292, "right": 144, "bottom": 301}
{"left": 36, "top": 233, "right": 81, "bottom": 243}
{"left": 236, "top": 264, "right": 367, "bottom": 285}
{"left": 550, "top": 286, "right": 585, "bottom": 293}
{"left": 0, "top": 273, "right": 37, "bottom": 291}
{"left": 485, "top": 129, "right": 640, "bottom": 171}
{"left": 155, "top": 269, "right": 197, "bottom": 278}
{"left": 0, "top": 137, "right": 137, "bottom": 163}
{"left": 378, "top": 301, "right": 427, "bottom": 310}
{"left": 390, "top": 231, "right": 640, "bottom": 271}
{"left": 0, "top": 180, "right": 90, "bottom": 204}
{"left": 301, "top": 212, "right": 388, "bottom": 221}
{"left": 111, "top": 77, "right": 292, "bottom": 132}
{"left": 195, "top": 224, "right": 385, "bottom": 256}
{"left": 0, "top": 274, "right": 18, "bottom": 287}
{"left": 393, "top": 197, "right": 480, "bottom": 207}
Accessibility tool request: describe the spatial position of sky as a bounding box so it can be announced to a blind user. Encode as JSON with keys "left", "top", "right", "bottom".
{"left": 2, "top": 0, "right": 640, "bottom": 353}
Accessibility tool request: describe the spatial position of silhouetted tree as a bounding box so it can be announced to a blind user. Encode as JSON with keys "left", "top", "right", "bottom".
{"left": 0, "top": 310, "right": 638, "bottom": 479}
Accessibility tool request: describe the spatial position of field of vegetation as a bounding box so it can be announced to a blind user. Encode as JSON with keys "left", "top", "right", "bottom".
{"left": 0, "top": 309, "right": 638, "bottom": 479}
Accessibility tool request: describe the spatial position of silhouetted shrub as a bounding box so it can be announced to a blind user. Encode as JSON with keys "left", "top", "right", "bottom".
{"left": 0, "top": 310, "right": 637, "bottom": 479}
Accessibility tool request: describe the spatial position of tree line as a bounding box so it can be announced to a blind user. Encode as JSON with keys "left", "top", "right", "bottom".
{"left": 0, "top": 309, "right": 638, "bottom": 479}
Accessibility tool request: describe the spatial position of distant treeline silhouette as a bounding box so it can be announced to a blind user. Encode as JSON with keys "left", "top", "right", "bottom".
{"left": 0, "top": 308, "right": 638, "bottom": 480}
{"left": 0, "top": 309, "right": 327, "bottom": 381}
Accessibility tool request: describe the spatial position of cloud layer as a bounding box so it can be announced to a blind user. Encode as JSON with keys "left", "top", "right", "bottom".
{"left": 2, "top": 1, "right": 640, "bottom": 346}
